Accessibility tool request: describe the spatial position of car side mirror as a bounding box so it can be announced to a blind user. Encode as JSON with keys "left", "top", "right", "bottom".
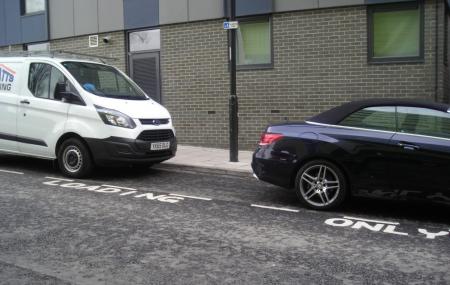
{"left": 60, "top": 91, "right": 85, "bottom": 106}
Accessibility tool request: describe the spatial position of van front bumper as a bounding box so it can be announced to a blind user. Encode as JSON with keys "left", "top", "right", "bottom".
{"left": 85, "top": 136, "right": 177, "bottom": 166}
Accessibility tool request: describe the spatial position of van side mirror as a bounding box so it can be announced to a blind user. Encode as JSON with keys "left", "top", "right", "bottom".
{"left": 61, "top": 91, "right": 85, "bottom": 106}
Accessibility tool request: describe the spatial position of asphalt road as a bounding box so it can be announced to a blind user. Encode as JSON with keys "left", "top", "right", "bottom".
{"left": 0, "top": 155, "right": 449, "bottom": 285}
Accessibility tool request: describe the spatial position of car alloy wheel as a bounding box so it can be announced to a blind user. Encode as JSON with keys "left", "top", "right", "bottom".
{"left": 296, "top": 160, "right": 347, "bottom": 210}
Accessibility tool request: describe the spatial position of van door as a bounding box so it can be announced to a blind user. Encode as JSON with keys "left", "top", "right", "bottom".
{"left": 17, "top": 62, "right": 71, "bottom": 158}
{"left": 0, "top": 62, "right": 20, "bottom": 153}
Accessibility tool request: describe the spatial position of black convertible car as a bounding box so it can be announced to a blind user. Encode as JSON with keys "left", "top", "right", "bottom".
{"left": 252, "top": 99, "right": 450, "bottom": 210}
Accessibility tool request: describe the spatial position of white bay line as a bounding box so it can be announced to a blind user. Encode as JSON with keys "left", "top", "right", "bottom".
{"left": 251, "top": 204, "right": 300, "bottom": 213}
{"left": 343, "top": 216, "right": 399, "bottom": 225}
{"left": 45, "top": 176, "right": 73, "bottom": 181}
{"left": 169, "top": 194, "right": 212, "bottom": 201}
{"left": 0, "top": 169, "right": 24, "bottom": 175}
{"left": 101, "top": 184, "right": 136, "bottom": 191}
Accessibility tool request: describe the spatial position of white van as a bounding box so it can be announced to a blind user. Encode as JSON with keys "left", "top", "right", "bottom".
{"left": 0, "top": 54, "right": 176, "bottom": 178}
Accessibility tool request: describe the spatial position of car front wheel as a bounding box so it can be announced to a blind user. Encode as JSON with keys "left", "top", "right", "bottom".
{"left": 295, "top": 160, "right": 347, "bottom": 210}
{"left": 58, "top": 138, "right": 94, "bottom": 178}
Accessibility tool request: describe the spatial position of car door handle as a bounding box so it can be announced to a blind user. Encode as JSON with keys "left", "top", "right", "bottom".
{"left": 398, "top": 142, "right": 420, "bottom": 151}
{"left": 20, "top": 100, "right": 30, "bottom": 105}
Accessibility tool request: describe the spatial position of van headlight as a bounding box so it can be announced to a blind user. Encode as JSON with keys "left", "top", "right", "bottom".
{"left": 95, "top": 105, "right": 136, "bottom": 129}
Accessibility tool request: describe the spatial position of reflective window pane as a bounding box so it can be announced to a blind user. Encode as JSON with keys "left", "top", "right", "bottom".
{"left": 25, "top": 0, "right": 46, "bottom": 14}
{"left": 237, "top": 20, "right": 271, "bottom": 66}
{"left": 129, "top": 30, "right": 160, "bottom": 52}
{"left": 397, "top": 107, "right": 450, "bottom": 139}
{"left": 339, "top": 107, "right": 396, "bottom": 131}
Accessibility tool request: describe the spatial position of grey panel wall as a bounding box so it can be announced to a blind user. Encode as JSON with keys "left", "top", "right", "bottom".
{"left": 275, "top": 0, "right": 318, "bottom": 12}
{"left": 49, "top": 0, "right": 75, "bottom": 39}
{"left": 189, "top": 0, "right": 224, "bottom": 21}
{"left": 74, "top": 0, "right": 99, "bottom": 36}
{"left": 224, "top": 0, "right": 273, "bottom": 17}
{"left": 4, "top": 0, "right": 21, "bottom": 45}
{"left": 0, "top": 0, "right": 5, "bottom": 46}
{"left": 21, "top": 13, "right": 48, "bottom": 43}
{"left": 365, "top": 0, "right": 413, "bottom": 4}
{"left": 124, "top": 0, "right": 159, "bottom": 29}
{"left": 99, "top": 0, "right": 124, "bottom": 32}
{"left": 159, "top": 0, "right": 188, "bottom": 25}
{"left": 319, "top": 0, "right": 364, "bottom": 8}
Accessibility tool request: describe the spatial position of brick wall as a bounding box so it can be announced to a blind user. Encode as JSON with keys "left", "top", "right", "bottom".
{"left": 161, "top": 1, "right": 443, "bottom": 150}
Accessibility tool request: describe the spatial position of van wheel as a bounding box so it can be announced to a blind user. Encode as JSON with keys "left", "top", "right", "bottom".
{"left": 58, "top": 138, "right": 94, "bottom": 178}
{"left": 295, "top": 160, "right": 347, "bottom": 210}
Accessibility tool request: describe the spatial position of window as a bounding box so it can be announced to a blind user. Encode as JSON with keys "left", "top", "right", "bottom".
{"left": 28, "top": 63, "right": 75, "bottom": 100}
{"left": 339, "top": 106, "right": 396, "bottom": 131}
{"left": 129, "top": 30, "right": 160, "bottom": 52}
{"left": 236, "top": 18, "right": 272, "bottom": 68}
{"left": 397, "top": 107, "right": 450, "bottom": 139}
{"left": 368, "top": 2, "right": 423, "bottom": 63}
{"left": 22, "top": 0, "right": 46, "bottom": 14}
{"left": 26, "top": 42, "right": 50, "bottom": 52}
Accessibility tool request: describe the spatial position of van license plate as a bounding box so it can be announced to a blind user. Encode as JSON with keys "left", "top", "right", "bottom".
{"left": 151, "top": 142, "right": 170, "bottom": 151}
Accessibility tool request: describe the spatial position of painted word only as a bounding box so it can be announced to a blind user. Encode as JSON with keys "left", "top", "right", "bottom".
{"left": 325, "top": 216, "right": 449, "bottom": 240}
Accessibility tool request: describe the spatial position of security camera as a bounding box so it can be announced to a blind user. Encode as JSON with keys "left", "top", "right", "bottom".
{"left": 102, "top": 36, "right": 111, "bottom": 43}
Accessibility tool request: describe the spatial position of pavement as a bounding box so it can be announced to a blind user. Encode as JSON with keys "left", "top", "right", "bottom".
{"left": 164, "top": 145, "right": 253, "bottom": 174}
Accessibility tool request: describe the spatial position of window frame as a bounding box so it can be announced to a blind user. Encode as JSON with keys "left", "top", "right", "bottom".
{"left": 234, "top": 16, "right": 273, "bottom": 71}
{"left": 367, "top": 1, "right": 425, "bottom": 64}
{"left": 21, "top": 0, "right": 47, "bottom": 16}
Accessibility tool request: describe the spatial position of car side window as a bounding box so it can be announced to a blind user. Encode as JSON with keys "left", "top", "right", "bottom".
{"left": 338, "top": 106, "right": 396, "bottom": 131}
{"left": 397, "top": 107, "right": 450, "bottom": 139}
{"left": 28, "top": 63, "right": 76, "bottom": 100}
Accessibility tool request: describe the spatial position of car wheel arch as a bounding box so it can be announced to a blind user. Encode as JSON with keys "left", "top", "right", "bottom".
{"left": 55, "top": 133, "right": 92, "bottom": 159}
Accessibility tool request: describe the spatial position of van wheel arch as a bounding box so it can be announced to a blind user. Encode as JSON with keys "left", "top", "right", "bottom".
{"left": 56, "top": 133, "right": 92, "bottom": 159}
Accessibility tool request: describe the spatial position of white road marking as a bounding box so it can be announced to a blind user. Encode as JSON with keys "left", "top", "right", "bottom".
{"left": 45, "top": 176, "right": 73, "bottom": 182}
{"left": 101, "top": 184, "right": 136, "bottom": 191}
{"left": 251, "top": 204, "right": 300, "bottom": 213}
{"left": 169, "top": 193, "right": 212, "bottom": 201}
{"left": 344, "top": 216, "right": 399, "bottom": 225}
{"left": 0, "top": 169, "right": 24, "bottom": 175}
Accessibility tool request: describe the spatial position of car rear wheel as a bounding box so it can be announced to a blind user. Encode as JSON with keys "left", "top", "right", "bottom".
{"left": 295, "top": 160, "right": 347, "bottom": 210}
{"left": 58, "top": 138, "right": 94, "bottom": 178}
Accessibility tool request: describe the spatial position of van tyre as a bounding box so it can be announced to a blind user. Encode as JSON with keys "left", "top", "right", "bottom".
{"left": 58, "top": 138, "right": 94, "bottom": 178}
{"left": 295, "top": 160, "right": 347, "bottom": 210}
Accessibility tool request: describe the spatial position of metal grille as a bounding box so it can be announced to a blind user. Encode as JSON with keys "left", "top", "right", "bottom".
{"left": 137, "top": 130, "right": 174, "bottom": 141}
{"left": 139, "top": 119, "right": 170, "bottom": 125}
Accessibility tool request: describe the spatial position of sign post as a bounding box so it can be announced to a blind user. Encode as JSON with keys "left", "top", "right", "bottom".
{"left": 226, "top": 0, "right": 239, "bottom": 162}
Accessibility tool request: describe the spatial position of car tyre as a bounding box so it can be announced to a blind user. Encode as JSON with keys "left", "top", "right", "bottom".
{"left": 58, "top": 138, "right": 94, "bottom": 178}
{"left": 295, "top": 160, "right": 347, "bottom": 210}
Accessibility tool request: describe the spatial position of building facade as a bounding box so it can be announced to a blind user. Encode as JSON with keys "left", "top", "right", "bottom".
{"left": 1, "top": 0, "right": 449, "bottom": 150}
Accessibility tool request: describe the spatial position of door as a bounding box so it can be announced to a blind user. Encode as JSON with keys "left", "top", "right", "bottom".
{"left": 389, "top": 106, "right": 450, "bottom": 203}
{"left": 17, "top": 62, "right": 72, "bottom": 158}
{"left": 130, "top": 52, "right": 161, "bottom": 103}
{"left": 0, "top": 62, "right": 20, "bottom": 153}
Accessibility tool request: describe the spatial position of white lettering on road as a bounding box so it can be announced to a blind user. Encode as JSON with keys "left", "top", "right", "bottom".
{"left": 325, "top": 216, "right": 448, "bottom": 240}
{"left": 418, "top": 229, "right": 449, "bottom": 240}
{"left": 43, "top": 177, "right": 186, "bottom": 204}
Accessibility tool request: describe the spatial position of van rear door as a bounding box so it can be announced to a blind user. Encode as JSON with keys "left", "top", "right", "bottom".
{"left": 0, "top": 62, "right": 20, "bottom": 153}
{"left": 17, "top": 62, "right": 70, "bottom": 158}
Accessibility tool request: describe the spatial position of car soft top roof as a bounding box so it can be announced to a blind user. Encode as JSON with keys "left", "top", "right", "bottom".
{"left": 309, "top": 99, "right": 450, "bottom": 125}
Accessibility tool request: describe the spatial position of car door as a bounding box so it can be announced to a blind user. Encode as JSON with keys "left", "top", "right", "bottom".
{"left": 0, "top": 62, "right": 21, "bottom": 153}
{"left": 389, "top": 106, "right": 450, "bottom": 203}
{"left": 331, "top": 106, "right": 397, "bottom": 196}
{"left": 17, "top": 62, "right": 71, "bottom": 158}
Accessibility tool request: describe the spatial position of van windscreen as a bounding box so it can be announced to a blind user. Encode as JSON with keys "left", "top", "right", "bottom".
{"left": 62, "top": 61, "right": 148, "bottom": 100}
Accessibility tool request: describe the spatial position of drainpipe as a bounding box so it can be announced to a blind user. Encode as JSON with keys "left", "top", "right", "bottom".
{"left": 435, "top": 0, "right": 439, "bottom": 102}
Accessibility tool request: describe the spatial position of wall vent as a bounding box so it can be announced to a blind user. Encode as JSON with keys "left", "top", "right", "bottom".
{"left": 89, "top": 35, "right": 99, "bottom": 48}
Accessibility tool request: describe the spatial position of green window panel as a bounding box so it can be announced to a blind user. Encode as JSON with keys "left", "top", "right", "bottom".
{"left": 236, "top": 19, "right": 271, "bottom": 67}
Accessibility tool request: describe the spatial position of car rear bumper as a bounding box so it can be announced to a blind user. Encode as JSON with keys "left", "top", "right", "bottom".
{"left": 85, "top": 136, "right": 177, "bottom": 166}
{"left": 251, "top": 147, "right": 297, "bottom": 189}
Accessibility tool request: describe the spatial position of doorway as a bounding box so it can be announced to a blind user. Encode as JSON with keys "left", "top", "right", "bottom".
{"left": 130, "top": 52, "right": 161, "bottom": 103}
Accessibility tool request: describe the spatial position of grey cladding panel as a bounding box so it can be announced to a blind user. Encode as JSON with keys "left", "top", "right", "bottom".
{"left": 4, "top": 0, "right": 21, "bottom": 44}
{"left": 0, "top": 0, "right": 5, "bottom": 46}
{"left": 21, "top": 13, "right": 48, "bottom": 43}
{"left": 123, "top": 0, "right": 158, "bottom": 29}
{"left": 275, "top": 0, "right": 318, "bottom": 12}
{"left": 189, "top": 0, "right": 224, "bottom": 21}
{"left": 49, "top": 0, "right": 75, "bottom": 39}
{"left": 98, "top": 0, "right": 124, "bottom": 32}
{"left": 159, "top": 0, "right": 188, "bottom": 24}
{"left": 319, "top": 0, "right": 364, "bottom": 8}
{"left": 74, "top": 0, "right": 99, "bottom": 36}
{"left": 365, "top": 0, "right": 412, "bottom": 4}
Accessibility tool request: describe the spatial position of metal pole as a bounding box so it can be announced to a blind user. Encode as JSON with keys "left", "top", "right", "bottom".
{"left": 229, "top": 0, "right": 239, "bottom": 162}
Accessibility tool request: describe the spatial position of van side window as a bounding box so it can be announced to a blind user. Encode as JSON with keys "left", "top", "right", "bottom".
{"left": 28, "top": 63, "right": 76, "bottom": 100}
